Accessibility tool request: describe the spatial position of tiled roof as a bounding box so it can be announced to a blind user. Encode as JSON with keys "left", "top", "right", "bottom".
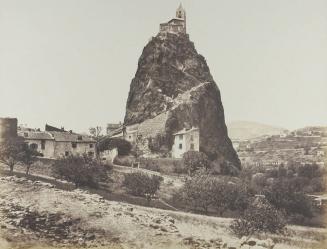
{"left": 173, "top": 127, "right": 199, "bottom": 136}
{"left": 48, "top": 131, "right": 95, "bottom": 143}
{"left": 18, "top": 131, "right": 53, "bottom": 140}
{"left": 18, "top": 130, "right": 95, "bottom": 143}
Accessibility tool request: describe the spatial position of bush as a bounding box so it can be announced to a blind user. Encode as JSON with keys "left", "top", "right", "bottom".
{"left": 123, "top": 172, "right": 162, "bottom": 199}
{"left": 52, "top": 155, "right": 110, "bottom": 188}
{"left": 215, "top": 181, "right": 253, "bottom": 215}
{"left": 297, "top": 164, "right": 321, "bottom": 178}
{"left": 230, "top": 197, "right": 286, "bottom": 237}
{"left": 178, "top": 172, "right": 217, "bottom": 213}
{"left": 113, "top": 155, "right": 135, "bottom": 167}
{"left": 263, "top": 179, "right": 314, "bottom": 219}
{"left": 182, "top": 151, "right": 210, "bottom": 176}
{"left": 147, "top": 134, "right": 169, "bottom": 154}
{"left": 139, "top": 158, "right": 161, "bottom": 172}
{"left": 0, "top": 138, "right": 25, "bottom": 173}
{"left": 98, "top": 137, "right": 132, "bottom": 156}
{"left": 173, "top": 160, "right": 187, "bottom": 174}
{"left": 176, "top": 170, "right": 253, "bottom": 215}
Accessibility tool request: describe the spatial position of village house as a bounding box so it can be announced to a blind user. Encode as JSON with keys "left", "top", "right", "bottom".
{"left": 172, "top": 127, "right": 200, "bottom": 159}
{"left": 18, "top": 125, "right": 96, "bottom": 159}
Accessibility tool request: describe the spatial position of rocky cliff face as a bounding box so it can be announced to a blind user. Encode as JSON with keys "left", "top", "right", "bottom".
{"left": 124, "top": 33, "right": 240, "bottom": 169}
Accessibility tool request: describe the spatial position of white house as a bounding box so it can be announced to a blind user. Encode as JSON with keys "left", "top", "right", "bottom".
{"left": 172, "top": 127, "right": 199, "bottom": 158}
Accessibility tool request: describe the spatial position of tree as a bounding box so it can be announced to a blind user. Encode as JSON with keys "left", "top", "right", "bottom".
{"left": 297, "top": 164, "right": 320, "bottom": 179}
{"left": 230, "top": 197, "right": 286, "bottom": 237}
{"left": 214, "top": 181, "right": 253, "bottom": 216}
{"left": 20, "top": 143, "right": 43, "bottom": 175}
{"left": 263, "top": 179, "right": 314, "bottom": 220}
{"left": 97, "top": 137, "right": 132, "bottom": 156}
{"left": 123, "top": 172, "right": 162, "bottom": 203}
{"left": 179, "top": 172, "right": 217, "bottom": 213}
{"left": 0, "top": 138, "right": 24, "bottom": 174}
{"left": 52, "top": 154, "right": 110, "bottom": 188}
{"left": 182, "top": 151, "right": 210, "bottom": 176}
{"left": 89, "top": 126, "right": 103, "bottom": 142}
{"left": 176, "top": 170, "right": 253, "bottom": 215}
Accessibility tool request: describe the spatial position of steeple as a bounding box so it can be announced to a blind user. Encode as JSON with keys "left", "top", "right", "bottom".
{"left": 176, "top": 3, "right": 186, "bottom": 20}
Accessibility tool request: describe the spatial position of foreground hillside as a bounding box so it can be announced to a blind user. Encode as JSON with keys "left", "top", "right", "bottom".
{"left": 0, "top": 175, "right": 326, "bottom": 249}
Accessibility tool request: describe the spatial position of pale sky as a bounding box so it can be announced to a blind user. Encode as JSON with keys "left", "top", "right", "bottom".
{"left": 0, "top": 0, "right": 326, "bottom": 133}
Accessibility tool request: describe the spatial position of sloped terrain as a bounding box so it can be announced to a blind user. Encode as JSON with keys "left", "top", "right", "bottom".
{"left": 0, "top": 175, "right": 326, "bottom": 249}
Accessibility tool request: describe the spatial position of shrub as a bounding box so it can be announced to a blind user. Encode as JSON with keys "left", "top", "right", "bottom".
{"left": 52, "top": 155, "right": 110, "bottom": 188}
{"left": 147, "top": 134, "right": 169, "bottom": 153}
{"left": 0, "top": 138, "right": 25, "bottom": 174}
{"left": 297, "top": 164, "right": 320, "bottom": 179}
{"left": 123, "top": 172, "right": 162, "bottom": 199}
{"left": 113, "top": 155, "right": 134, "bottom": 167}
{"left": 176, "top": 170, "right": 253, "bottom": 215}
{"left": 178, "top": 171, "right": 217, "bottom": 213}
{"left": 139, "top": 158, "right": 161, "bottom": 172}
{"left": 20, "top": 142, "right": 43, "bottom": 175}
{"left": 98, "top": 137, "right": 132, "bottom": 156}
{"left": 173, "top": 160, "right": 187, "bottom": 174}
{"left": 230, "top": 197, "right": 286, "bottom": 237}
{"left": 182, "top": 151, "right": 210, "bottom": 176}
{"left": 214, "top": 181, "right": 253, "bottom": 215}
{"left": 263, "top": 179, "right": 314, "bottom": 219}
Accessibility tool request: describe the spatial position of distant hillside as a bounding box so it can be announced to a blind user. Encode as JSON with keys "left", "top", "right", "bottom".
{"left": 227, "top": 121, "right": 287, "bottom": 140}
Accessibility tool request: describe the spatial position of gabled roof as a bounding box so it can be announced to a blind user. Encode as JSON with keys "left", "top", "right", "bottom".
{"left": 45, "top": 124, "right": 65, "bottom": 132}
{"left": 18, "top": 131, "right": 53, "bottom": 140}
{"left": 173, "top": 127, "right": 199, "bottom": 136}
{"left": 48, "top": 131, "right": 95, "bottom": 143}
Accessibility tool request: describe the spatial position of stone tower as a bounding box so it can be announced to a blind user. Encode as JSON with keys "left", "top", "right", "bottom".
{"left": 176, "top": 3, "right": 186, "bottom": 20}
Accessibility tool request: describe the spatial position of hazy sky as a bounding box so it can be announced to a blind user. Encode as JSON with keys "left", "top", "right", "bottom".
{"left": 0, "top": 0, "right": 326, "bottom": 133}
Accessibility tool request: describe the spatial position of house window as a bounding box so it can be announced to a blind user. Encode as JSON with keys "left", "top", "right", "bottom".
{"left": 190, "top": 144, "right": 194, "bottom": 150}
{"left": 41, "top": 140, "right": 45, "bottom": 150}
{"left": 129, "top": 136, "right": 131, "bottom": 139}
{"left": 88, "top": 151, "right": 94, "bottom": 157}
{"left": 89, "top": 144, "right": 94, "bottom": 148}
{"left": 179, "top": 135, "right": 183, "bottom": 140}
{"left": 65, "top": 151, "right": 69, "bottom": 156}
{"left": 190, "top": 135, "right": 194, "bottom": 141}
{"left": 179, "top": 144, "right": 182, "bottom": 149}
{"left": 30, "top": 143, "right": 38, "bottom": 150}
{"left": 77, "top": 136, "right": 82, "bottom": 141}
{"left": 72, "top": 142, "right": 77, "bottom": 149}
{"left": 24, "top": 132, "right": 28, "bottom": 137}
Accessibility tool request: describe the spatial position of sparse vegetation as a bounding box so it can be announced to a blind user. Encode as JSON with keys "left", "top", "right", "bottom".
{"left": 182, "top": 151, "right": 210, "bottom": 176}
{"left": 263, "top": 179, "right": 314, "bottom": 222}
{"left": 20, "top": 142, "right": 43, "bottom": 175}
{"left": 52, "top": 155, "right": 110, "bottom": 188}
{"left": 230, "top": 197, "right": 286, "bottom": 237}
{"left": 123, "top": 172, "right": 162, "bottom": 202}
{"left": 174, "top": 170, "right": 253, "bottom": 215}
{"left": 0, "top": 138, "right": 25, "bottom": 174}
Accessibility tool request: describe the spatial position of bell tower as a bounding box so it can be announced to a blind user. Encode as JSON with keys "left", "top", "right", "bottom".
{"left": 176, "top": 3, "right": 186, "bottom": 20}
